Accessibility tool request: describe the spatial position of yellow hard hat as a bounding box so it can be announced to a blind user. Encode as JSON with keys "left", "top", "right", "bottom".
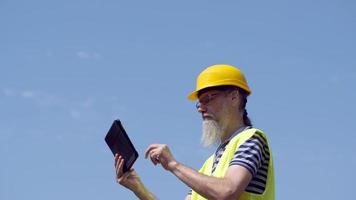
{"left": 187, "top": 64, "right": 251, "bottom": 100}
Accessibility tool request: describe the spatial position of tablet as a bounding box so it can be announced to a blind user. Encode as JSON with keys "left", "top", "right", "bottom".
{"left": 105, "top": 119, "right": 138, "bottom": 173}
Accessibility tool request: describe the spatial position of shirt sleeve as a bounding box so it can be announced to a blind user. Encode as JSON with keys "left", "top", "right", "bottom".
{"left": 229, "top": 132, "right": 270, "bottom": 176}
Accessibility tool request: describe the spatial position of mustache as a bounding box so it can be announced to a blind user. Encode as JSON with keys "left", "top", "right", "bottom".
{"left": 202, "top": 113, "right": 215, "bottom": 120}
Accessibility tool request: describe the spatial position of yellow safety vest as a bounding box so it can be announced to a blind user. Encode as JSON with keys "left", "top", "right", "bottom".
{"left": 191, "top": 128, "right": 275, "bottom": 200}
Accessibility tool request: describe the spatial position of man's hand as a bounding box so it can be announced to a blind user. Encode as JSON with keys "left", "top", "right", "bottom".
{"left": 114, "top": 154, "right": 142, "bottom": 191}
{"left": 144, "top": 144, "right": 178, "bottom": 171}
{"left": 114, "top": 154, "right": 158, "bottom": 200}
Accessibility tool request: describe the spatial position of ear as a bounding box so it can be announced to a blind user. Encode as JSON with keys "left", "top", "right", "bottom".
{"left": 230, "top": 90, "right": 240, "bottom": 107}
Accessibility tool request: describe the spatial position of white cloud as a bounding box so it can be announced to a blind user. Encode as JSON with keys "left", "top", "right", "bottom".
{"left": 81, "top": 97, "right": 94, "bottom": 108}
{"left": 2, "top": 88, "right": 15, "bottom": 96}
{"left": 77, "top": 51, "right": 90, "bottom": 59}
{"left": 329, "top": 75, "right": 340, "bottom": 84}
{"left": 70, "top": 109, "right": 81, "bottom": 119}
{"left": 37, "top": 93, "right": 65, "bottom": 107}
{"left": 3, "top": 88, "right": 38, "bottom": 99}
{"left": 55, "top": 135, "right": 64, "bottom": 141}
{"left": 21, "top": 90, "right": 36, "bottom": 98}
{"left": 2, "top": 88, "right": 99, "bottom": 122}
{"left": 76, "top": 51, "right": 101, "bottom": 60}
{"left": 2, "top": 88, "right": 66, "bottom": 107}
{"left": 203, "top": 41, "right": 214, "bottom": 48}
{"left": 45, "top": 50, "right": 53, "bottom": 57}
{"left": 93, "top": 52, "right": 101, "bottom": 59}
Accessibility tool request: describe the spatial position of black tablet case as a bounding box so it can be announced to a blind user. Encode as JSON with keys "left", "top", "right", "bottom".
{"left": 105, "top": 120, "right": 138, "bottom": 173}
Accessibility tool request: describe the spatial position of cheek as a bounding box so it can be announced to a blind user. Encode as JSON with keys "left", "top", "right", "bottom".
{"left": 210, "top": 106, "right": 225, "bottom": 120}
{"left": 217, "top": 104, "right": 231, "bottom": 117}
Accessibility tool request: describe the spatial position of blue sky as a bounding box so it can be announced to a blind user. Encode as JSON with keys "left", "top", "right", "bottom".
{"left": 1, "top": 1, "right": 355, "bottom": 199}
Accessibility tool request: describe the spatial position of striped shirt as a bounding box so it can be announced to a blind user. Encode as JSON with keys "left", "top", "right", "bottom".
{"left": 188, "top": 126, "right": 270, "bottom": 195}
{"left": 212, "top": 127, "right": 270, "bottom": 194}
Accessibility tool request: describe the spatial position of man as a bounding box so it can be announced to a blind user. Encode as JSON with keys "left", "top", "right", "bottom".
{"left": 114, "top": 64, "right": 275, "bottom": 200}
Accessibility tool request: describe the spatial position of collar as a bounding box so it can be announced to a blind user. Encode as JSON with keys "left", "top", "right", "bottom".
{"left": 214, "top": 126, "right": 251, "bottom": 156}
{"left": 221, "top": 125, "right": 252, "bottom": 146}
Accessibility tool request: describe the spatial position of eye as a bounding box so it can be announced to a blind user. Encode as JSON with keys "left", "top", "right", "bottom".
{"left": 199, "top": 93, "right": 220, "bottom": 105}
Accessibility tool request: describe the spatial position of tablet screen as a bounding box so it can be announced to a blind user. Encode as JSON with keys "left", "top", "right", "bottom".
{"left": 105, "top": 120, "right": 138, "bottom": 173}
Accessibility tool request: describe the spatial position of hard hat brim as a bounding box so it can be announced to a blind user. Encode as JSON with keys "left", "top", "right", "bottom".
{"left": 187, "top": 91, "right": 199, "bottom": 100}
{"left": 187, "top": 83, "right": 251, "bottom": 101}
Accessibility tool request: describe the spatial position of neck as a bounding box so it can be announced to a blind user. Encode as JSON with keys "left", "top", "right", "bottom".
{"left": 220, "top": 116, "right": 244, "bottom": 142}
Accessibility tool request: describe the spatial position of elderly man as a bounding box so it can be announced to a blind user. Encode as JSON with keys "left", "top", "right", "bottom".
{"left": 114, "top": 64, "right": 275, "bottom": 200}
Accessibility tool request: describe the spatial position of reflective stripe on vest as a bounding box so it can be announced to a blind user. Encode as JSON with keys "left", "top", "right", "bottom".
{"left": 191, "top": 128, "right": 275, "bottom": 200}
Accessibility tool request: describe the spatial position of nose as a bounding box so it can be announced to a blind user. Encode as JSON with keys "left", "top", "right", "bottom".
{"left": 197, "top": 103, "right": 207, "bottom": 113}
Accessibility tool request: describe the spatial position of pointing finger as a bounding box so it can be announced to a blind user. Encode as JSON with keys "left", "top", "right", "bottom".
{"left": 144, "top": 144, "right": 161, "bottom": 158}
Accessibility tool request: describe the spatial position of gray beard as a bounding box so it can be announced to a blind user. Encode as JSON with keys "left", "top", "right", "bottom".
{"left": 201, "top": 120, "right": 224, "bottom": 147}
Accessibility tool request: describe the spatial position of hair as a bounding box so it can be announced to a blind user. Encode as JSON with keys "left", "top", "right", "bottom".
{"left": 198, "top": 85, "right": 253, "bottom": 127}
{"left": 237, "top": 88, "right": 253, "bottom": 127}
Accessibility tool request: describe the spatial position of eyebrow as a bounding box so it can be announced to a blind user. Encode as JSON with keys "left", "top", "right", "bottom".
{"left": 198, "top": 91, "right": 221, "bottom": 98}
